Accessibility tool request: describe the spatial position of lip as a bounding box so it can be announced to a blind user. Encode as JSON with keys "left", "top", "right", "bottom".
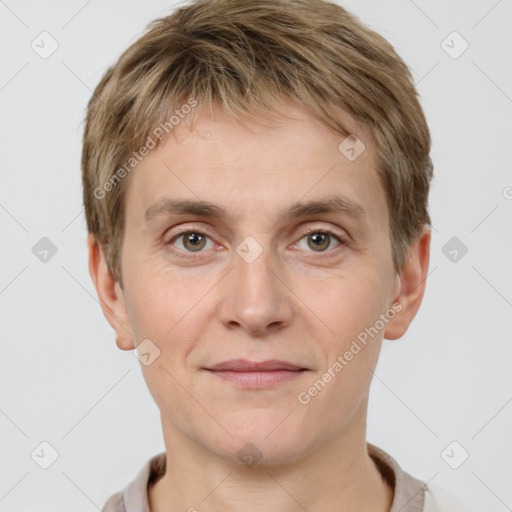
{"left": 203, "top": 359, "right": 309, "bottom": 390}
{"left": 206, "top": 359, "right": 308, "bottom": 372}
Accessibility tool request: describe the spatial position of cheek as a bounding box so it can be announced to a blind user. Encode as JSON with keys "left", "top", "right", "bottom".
{"left": 313, "top": 271, "right": 387, "bottom": 341}
{"left": 122, "top": 258, "right": 200, "bottom": 341}
{"left": 299, "top": 324, "right": 382, "bottom": 431}
{"left": 123, "top": 267, "right": 215, "bottom": 383}
{"left": 304, "top": 271, "right": 387, "bottom": 394}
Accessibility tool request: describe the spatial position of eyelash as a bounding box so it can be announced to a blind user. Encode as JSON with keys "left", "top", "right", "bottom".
{"left": 165, "top": 225, "right": 347, "bottom": 260}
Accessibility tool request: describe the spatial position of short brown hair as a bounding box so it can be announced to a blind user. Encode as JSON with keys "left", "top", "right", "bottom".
{"left": 82, "top": 0, "right": 433, "bottom": 286}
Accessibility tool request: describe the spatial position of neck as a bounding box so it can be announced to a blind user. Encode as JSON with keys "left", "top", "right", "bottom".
{"left": 149, "top": 409, "right": 394, "bottom": 512}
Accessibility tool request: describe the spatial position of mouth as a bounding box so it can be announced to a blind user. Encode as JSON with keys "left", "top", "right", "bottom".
{"left": 202, "top": 359, "right": 310, "bottom": 389}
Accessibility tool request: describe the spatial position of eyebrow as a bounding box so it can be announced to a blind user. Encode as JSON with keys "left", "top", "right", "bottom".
{"left": 144, "top": 195, "right": 368, "bottom": 226}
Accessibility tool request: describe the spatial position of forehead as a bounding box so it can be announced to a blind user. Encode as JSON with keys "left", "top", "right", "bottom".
{"left": 124, "top": 102, "right": 388, "bottom": 235}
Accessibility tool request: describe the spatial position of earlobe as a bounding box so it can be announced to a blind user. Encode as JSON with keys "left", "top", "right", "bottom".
{"left": 87, "top": 234, "right": 135, "bottom": 351}
{"left": 384, "top": 225, "right": 431, "bottom": 341}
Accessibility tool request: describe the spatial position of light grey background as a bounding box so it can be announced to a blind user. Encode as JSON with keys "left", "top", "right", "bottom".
{"left": 1, "top": 0, "right": 511, "bottom": 510}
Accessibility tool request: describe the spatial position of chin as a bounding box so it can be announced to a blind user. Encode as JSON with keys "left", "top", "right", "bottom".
{"left": 207, "top": 414, "right": 308, "bottom": 467}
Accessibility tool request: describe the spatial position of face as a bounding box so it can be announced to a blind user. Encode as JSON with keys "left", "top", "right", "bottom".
{"left": 101, "top": 102, "right": 412, "bottom": 466}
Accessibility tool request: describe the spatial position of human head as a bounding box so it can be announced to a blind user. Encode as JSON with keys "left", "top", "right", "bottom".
{"left": 83, "top": 0, "right": 432, "bottom": 472}
{"left": 82, "top": 0, "right": 433, "bottom": 289}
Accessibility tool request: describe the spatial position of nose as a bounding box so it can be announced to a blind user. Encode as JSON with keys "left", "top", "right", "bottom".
{"left": 216, "top": 238, "right": 294, "bottom": 337}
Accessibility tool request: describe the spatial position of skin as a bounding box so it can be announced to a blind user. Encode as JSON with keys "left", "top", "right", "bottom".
{"left": 88, "top": 100, "right": 430, "bottom": 512}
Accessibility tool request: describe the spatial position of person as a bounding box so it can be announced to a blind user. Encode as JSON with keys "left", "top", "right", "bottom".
{"left": 82, "top": 1, "right": 468, "bottom": 510}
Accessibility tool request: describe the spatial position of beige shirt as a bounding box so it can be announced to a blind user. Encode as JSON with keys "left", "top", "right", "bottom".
{"left": 101, "top": 443, "right": 462, "bottom": 512}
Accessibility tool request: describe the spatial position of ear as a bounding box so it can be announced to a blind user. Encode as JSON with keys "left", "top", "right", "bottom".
{"left": 87, "top": 233, "right": 135, "bottom": 350}
{"left": 384, "top": 225, "right": 431, "bottom": 340}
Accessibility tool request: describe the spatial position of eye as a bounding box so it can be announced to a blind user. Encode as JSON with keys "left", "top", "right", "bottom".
{"left": 168, "top": 230, "right": 215, "bottom": 254}
{"left": 165, "top": 226, "right": 347, "bottom": 259}
{"left": 293, "top": 227, "right": 345, "bottom": 254}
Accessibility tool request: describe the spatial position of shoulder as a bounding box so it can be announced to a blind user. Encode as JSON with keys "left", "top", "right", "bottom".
{"left": 100, "top": 452, "right": 166, "bottom": 512}
{"left": 101, "top": 491, "right": 124, "bottom": 512}
{"left": 424, "top": 482, "right": 472, "bottom": 511}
